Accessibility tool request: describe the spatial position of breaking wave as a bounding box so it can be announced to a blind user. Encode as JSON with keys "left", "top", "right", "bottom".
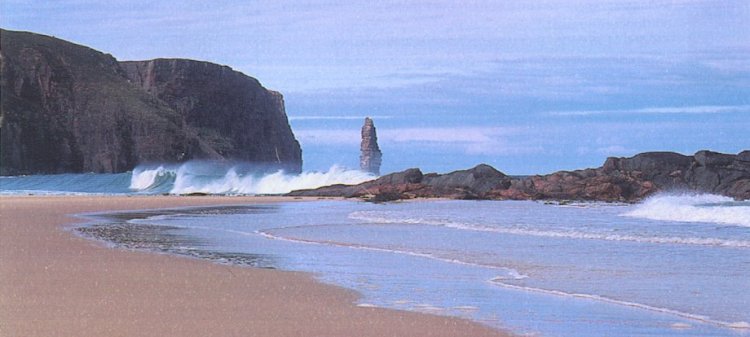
{"left": 130, "top": 161, "right": 374, "bottom": 195}
{"left": 0, "top": 161, "right": 373, "bottom": 195}
{"left": 623, "top": 193, "right": 750, "bottom": 227}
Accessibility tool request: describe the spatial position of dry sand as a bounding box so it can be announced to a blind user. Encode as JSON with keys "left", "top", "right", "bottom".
{"left": 0, "top": 195, "right": 511, "bottom": 337}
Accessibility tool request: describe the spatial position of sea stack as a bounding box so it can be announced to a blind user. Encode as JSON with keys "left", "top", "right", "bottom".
{"left": 360, "top": 117, "right": 383, "bottom": 175}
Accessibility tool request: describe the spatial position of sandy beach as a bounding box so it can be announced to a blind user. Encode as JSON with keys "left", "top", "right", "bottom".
{"left": 0, "top": 195, "right": 510, "bottom": 337}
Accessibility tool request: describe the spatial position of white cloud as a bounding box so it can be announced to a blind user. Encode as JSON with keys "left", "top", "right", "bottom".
{"left": 289, "top": 115, "right": 393, "bottom": 121}
{"left": 548, "top": 105, "right": 750, "bottom": 116}
{"left": 381, "top": 127, "right": 515, "bottom": 143}
{"left": 596, "top": 145, "right": 633, "bottom": 156}
{"left": 294, "top": 129, "right": 359, "bottom": 145}
{"left": 294, "top": 126, "right": 542, "bottom": 156}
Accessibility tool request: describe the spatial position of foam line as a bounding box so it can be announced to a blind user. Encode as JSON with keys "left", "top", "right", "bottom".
{"left": 348, "top": 211, "right": 750, "bottom": 248}
{"left": 488, "top": 278, "right": 750, "bottom": 330}
{"left": 256, "top": 228, "right": 527, "bottom": 279}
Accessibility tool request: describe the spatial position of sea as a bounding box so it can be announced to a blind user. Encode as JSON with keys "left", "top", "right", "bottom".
{"left": 2, "top": 163, "right": 749, "bottom": 337}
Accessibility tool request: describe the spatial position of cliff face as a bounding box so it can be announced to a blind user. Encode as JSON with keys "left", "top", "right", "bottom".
{"left": 120, "top": 59, "right": 301, "bottom": 172}
{"left": 359, "top": 117, "right": 382, "bottom": 175}
{"left": 0, "top": 29, "right": 302, "bottom": 174}
{"left": 289, "top": 151, "right": 750, "bottom": 202}
{"left": 0, "top": 29, "right": 192, "bottom": 174}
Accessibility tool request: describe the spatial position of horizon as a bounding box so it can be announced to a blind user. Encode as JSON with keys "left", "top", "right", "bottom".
{"left": 2, "top": 1, "right": 748, "bottom": 175}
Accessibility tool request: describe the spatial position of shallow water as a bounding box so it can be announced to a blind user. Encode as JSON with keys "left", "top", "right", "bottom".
{"left": 78, "top": 195, "right": 750, "bottom": 337}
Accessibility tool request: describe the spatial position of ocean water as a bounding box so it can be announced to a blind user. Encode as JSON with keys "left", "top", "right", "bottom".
{"left": 75, "top": 194, "right": 750, "bottom": 337}
{"left": 3, "top": 169, "right": 749, "bottom": 336}
{"left": 0, "top": 161, "right": 374, "bottom": 195}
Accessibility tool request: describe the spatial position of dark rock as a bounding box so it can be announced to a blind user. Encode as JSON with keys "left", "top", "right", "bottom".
{"left": 423, "top": 164, "right": 511, "bottom": 198}
{"left": 287, "top": 168, "right": 424, "bottom": 198}
{"left": 290, "top": 165, "right": 512, "bottom": 200}
{"left": 359, "top": 117, "right": 382, "bottom": 175}
{"left": 289, "top": 150, "right": 750, "bottom": 202}
{"left": 504, "top": 150, "right": 749, "bottom": 201}
{"left": 602, "top": 152, "right": 692, "bottom": 188}
{"left": 694, "top": 150, "right": 734, "bottom": 167}
{"left": 366, "top": 191, "right": 404, "bottom": 203}
{"left": 120, "top": 59, "right": 301, "bottom": 173}
{"left": 0, "top": 29, "right": 301, "bottom": 174}
{"left": 374, "top": 168, "right": 423, "bottom": 185}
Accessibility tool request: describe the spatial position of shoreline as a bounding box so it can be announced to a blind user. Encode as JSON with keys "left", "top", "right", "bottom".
{"left": 0, "top": 195, "right": 511, "bottom": 337}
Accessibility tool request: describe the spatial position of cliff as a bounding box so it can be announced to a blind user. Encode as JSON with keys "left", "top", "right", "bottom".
{"left": 289, "top": 150, "right": 750, "bottom": 202}
{"left": 0, "top": 29, "right": 301, "bottom": 174}
{"left": 120, "top": 59, "right": 301, "bottom": 172}
{"left": 359, "top": 117, "right": 382, "bottom": 175}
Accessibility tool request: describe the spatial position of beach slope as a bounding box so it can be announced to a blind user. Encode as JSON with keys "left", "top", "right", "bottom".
{"left": 0, "top": 196, "right": 509, "bottom": 337}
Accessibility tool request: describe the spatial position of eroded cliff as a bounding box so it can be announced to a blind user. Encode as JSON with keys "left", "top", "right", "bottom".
{"left": 120, "top": 59, "right": 301, "bottom": 172}
{"left": 0, "top": 29, "right": 301, "bottom": 174}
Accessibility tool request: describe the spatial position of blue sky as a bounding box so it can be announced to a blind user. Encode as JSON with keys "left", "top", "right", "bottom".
{"left": 3, "top": 0, "right": 748, "bottom": 174}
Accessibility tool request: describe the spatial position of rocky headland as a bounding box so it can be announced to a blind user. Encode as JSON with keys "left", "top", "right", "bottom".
{"left": 0, "top": 29, "right": 301, "bottom": 174}
{"left": 289, "top": 150, "right": 750, "bottom": 202}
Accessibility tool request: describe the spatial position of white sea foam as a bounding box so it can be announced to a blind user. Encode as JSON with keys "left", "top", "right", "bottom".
{"left": 623, "top": 193, "right": 750, "bottom": 227}
{"left": 256, "top": 227, "right": 528, "bottom": 279}
{"left": 148, "top": 219, "right": 530, "bottom": 280}
{"left": 356, "top": 303, "right": 379, "bottom": 308}
{"left": 129, "top": 162, "right": 374, "bottom": 195}
{"left": 130, "top": 165, "right": 176, "bottom": 191}
{"left": 488, "top": 278, "right": 750, "bottom": 330}
{"left": 348, "top": 211, "right": 750, "bottom": 248}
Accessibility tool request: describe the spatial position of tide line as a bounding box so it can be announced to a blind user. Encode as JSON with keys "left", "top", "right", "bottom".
{"left": 348, "top": 211, "right": 750, "bottom": 249}
{"left": 257, "top": 229, "right": 527, "bottom": 279}
{"left": 488, "top": 278, "right": 750, "bottom": 331}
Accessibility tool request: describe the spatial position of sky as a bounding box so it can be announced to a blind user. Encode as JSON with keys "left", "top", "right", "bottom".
{"left": 2, "top": 0, "right": 748, "bottom": 174}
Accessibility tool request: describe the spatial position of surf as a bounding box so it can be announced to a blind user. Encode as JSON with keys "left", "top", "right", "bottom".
{"left": 0, "top": 161, "right": 376, "bottom": 195}
{"left": 130, "top": 161, "right": 374, "bottom": 195}
{"left": 622, "top": 193, "right": 750, "bottom": 227}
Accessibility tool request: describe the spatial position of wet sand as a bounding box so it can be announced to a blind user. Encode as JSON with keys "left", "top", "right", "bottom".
{"left": 0, "top": 195, "right": 511, "bottom": 337}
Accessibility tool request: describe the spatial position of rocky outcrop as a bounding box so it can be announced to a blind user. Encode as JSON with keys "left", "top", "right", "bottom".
{"left": 422, "top": 164, "right": 512, "bottom": 199}
{"left": 359, "top": 117, "right": 382, "bottom": 175}
{"left": 289, "top": 164, "right": 513, "bottom": 200}
{"left": 289, "top": 151, "right": 750, "bottom": 202}
{"left": 0, "top": 29, "right": 301, "bottom": 174}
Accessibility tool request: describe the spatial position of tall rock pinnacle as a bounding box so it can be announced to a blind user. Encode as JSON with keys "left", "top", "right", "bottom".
{"left": 360, "top": 117, "right": 383, "bottom": 175}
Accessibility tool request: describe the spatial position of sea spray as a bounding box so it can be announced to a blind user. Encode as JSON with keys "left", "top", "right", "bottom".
{"left": 130, "top": 165, "right": 177, "bottom": 192}
{"left": 129, "top": 161, "right": 375, "bottom": 195}
{"left": 622, "top": 193, "right": 750, "bottom": 227}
